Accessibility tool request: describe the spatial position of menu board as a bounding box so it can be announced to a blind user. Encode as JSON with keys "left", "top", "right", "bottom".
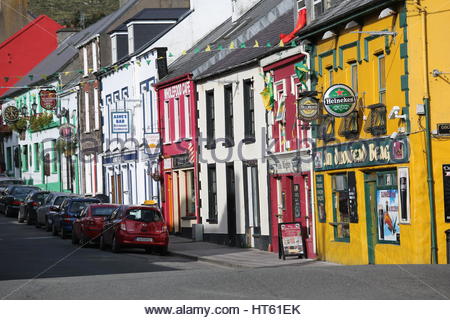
{"left": 443, "top": 165, "right": 450, "bottom": 222}
{"left": 316, "top": 175, "right": 326, "bottom": 222}
{"left": 278, "top": 222, "right": 304, "bottom": 260}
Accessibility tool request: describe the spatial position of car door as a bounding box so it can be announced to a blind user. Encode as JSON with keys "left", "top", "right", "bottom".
{"left": 103, "top": 207, "right": 120, "bottom": 245}
{"left": 78, "top": 207, "right": 89, "bottom": 238}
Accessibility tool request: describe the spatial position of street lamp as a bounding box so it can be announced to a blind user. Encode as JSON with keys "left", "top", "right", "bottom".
{"left": 31, "top": 101, "right": 38, "bottom": 115}
{"left": 21, "top": 106, "right": 28, "bottom": 117}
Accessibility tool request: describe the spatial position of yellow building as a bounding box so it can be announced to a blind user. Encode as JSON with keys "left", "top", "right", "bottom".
{"left": 296, "top": 0, "right": 450, "bottom": 264}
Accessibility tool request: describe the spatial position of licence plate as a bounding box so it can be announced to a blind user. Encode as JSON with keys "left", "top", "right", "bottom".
{"left": 135, "top": 237, "right": 153, "bottom": 242}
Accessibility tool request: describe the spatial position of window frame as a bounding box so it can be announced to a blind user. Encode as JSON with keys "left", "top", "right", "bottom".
{"left": 243, "top": 79, "right": 255, "bottom": 144}
{"left": 378, "top": 54, "right": 386, "bottom": 105}
{"left": 224, "top": 84, "right": 235, "bottom": 147}
{"left": 205, "top": 90, "right": 216, "bottom": 149}
{"left": 207, "top": 164, "right": 218, "bottom": 223}
{"left": 164, "top": 101, "right": 170, "bottom": 143}
{"left": 364, "top": 103, "right": 387, "bottom": 136}
{"left": 332, "top": 173, "right": 351, "bottom": 242}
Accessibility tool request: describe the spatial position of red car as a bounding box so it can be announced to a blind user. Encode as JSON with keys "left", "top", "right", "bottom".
{"left": 99, "top": 205, "right": 169, "bottom": 255}
{"left": 72, "top": 204, "right": 120, "bottom": 246}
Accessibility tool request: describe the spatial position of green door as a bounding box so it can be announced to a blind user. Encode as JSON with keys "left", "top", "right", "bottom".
{"left": 364, "top": 174, "right": 377, "bottom": 264}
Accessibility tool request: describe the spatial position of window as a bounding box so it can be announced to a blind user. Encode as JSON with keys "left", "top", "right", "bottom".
{"left": 51, "top": 140, "right": 57, "bottom": 173}
{"left": 338, "top": 110, "right": 360, "bottom": 139}
{"left": 378, "top": 55, "right": 386, "bottom": 104}
{"left": 83, "top": 47, "right": 88, "bottom": 76}
{"left": 206, "top": 90, "right": 215, "bottom": 149}
{"left": 94, "top": 88, "right": 100, "bottom": 130}
{"left": 207, "top": 164, "right": 217, "bottom": 223}
{"left": 313, "top": 0, "right": 323, "bottom": 18}
{"left": 164, "top": 101, "right": 170, "bottom": 143}
{"left": 186, "top": 170, "right": 195, "bottom": 216}
{"left": 364, "top": 103, "right": 387, "bottom": 136}
{"left": 245, "top": 162, "right": 261, "bottom": 235}
{"left": 6, "top": 147, "right": 12, "bottom": 172}
{"left": 174, "top": 98, "right": 180, "bottom": 141}
{"left": 297, "top": 0, "right": 305, "bottom": 11}
{"left": 224, "top": 84, "right": 234, "bottom": 146}
{"left": 243, "top": 79, "right": 255, "bottom": 143}
{"left": 332, "top": 174, "right": 350, "bottom": 241}
{"left": 92, "top": 42, "right": 98, "bottom": 72}
{"left": 22, "top": 145, "right": 28, "bottom": 171}
{"left": 84, "top": 91, "right": 90, "bottom": 132}
{"left": 34, "top": 143, "right": 40, "bottom": 171}
{"left": 317, "top": 114, "right": 335, "bottom": 142}
{"left": 111, "top": 36, "right": 118, "bottom": 64}
{"left": 327, "top": 67, "right": 334, "bottom": 86}
{"left": 350, "top": 62, "right": 358, "bottom": 95}
{"left": 29, "top": 145, "right": 32, "bottom": 169}
{"left": 184, "top": 95, "right": 191, "bottom": 139}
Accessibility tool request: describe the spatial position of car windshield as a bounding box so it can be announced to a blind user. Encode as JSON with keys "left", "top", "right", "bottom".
{"left": 69, "top": 201, "right": 99, "bottom": 213}
{"left": 54, "top": 196, "right": 67, "bottom": 206}
{"left": 126, "top": 209, "right": 162, "bottom": 222}
{"left": 92, "top": 206, "right": 118, "bottom": 217}
{"left": 32, "top": 193, "right": 49, "bottom": 202}
{"left": 12, "top": 187, "right": 38, "bottom": 197}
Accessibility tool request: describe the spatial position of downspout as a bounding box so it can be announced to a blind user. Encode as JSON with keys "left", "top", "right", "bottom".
{"left": 417, "top": 1, "right": 438, "bottom": 264}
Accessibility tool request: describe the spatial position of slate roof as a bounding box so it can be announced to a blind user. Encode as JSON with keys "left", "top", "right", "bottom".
{"left": 2, "top": 0, "right": 139, "bottom": 99}
{"left": 158, "top": 0, "right": 294, "bottom": 84}
{"left": 126, "top": 8, "right": 190, "bottom": 21}
{"left": 297, "top": 0, "right": 400, "bottom": 38}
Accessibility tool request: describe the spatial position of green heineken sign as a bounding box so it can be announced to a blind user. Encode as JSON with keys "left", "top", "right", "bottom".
{"left": 323, "top": 84, "right": 357, "bottom": 117}
{"left": 314, "top": 137, "right": 409, "bottom": 171}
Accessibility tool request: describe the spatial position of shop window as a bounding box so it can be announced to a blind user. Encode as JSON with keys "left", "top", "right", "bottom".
{"left": 243, "top": 79, "right": 255, "bottom": 143}
{"left": 6, "top": 147, "right": 12, "bottom": 172}
{"left": 332, "top": 174, "right": 350, "bottom": 241}
{"left": 338, "top": 110, "right": 361, "bottom": 139}
{"left": 207, "top": 164, "right": 217, "bottom": 223}
{"left": 364, "top": 103, "right": 386, "bottom": 136}
{"left": 224, "top": 84, "right": 234, "bottom": 147}
{"left": 22, "top": 146, "right": 28, "bottom": 171}
{"left": 186, "top": 170, "right": 196, "bottom": 217}
{"left": 205, "top": 90, "right": 216, "bottom": 149}
{"left": 317, "top": 114, "right": 335, "bottom": 142}
{"left": 375, "top": 171, "right": 400, "bottom": 244}
{"left": 244, "top": 161, "right": 261, "bottom": 235}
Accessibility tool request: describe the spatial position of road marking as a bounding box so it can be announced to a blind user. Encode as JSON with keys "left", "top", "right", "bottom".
{"left": 21, "top": 236, "right": 54, "bottom": 240}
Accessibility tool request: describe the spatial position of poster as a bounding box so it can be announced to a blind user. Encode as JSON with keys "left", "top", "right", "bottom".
{"left": 376, "top": 189, "right": 400, "bottom": 242}
{"left": 279, "top": 223, "right": 304, "bottom": 259}
{"left": 111, "top": 111, "right": 130, "bottom": 134}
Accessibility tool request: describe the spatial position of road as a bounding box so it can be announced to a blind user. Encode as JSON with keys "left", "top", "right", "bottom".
{"left": 0, "top": 214, "right": 449, "bottom": 299}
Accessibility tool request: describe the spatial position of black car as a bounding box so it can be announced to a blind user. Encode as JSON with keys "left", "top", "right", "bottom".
{"left": 0, "top": 185, "right": 41, "bottom": 217}
{"left": 36, "top": 193, "right": 77, "bottom": 231}
{"left": 18, "top": 190, "right": 50, "bottom": 224}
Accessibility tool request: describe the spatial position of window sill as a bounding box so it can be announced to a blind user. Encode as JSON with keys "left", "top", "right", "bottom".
{"left": 242, "top": 137, "right": 256, "bottom": 145}
{"left": 205, "top": 143, "right": 216, "bottom": 150}
{"left": 332, "top": 238, "right": 350, "bottom": 243}
{"left": 206, "top": 218, "right": 218, "bottom": 224}
{"left": 181, "top": 216, "right": 196, "bottom": 221}
{"left": 222, "top": 141, "right": 235, "bottom": 148}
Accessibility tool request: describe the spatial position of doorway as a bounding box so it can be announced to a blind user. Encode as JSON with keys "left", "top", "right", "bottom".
{"left": 226, "top": 163, "right": 237, "bottom": 246}
{"left": 365, "top": 173, "right": 377, "bottom": 264}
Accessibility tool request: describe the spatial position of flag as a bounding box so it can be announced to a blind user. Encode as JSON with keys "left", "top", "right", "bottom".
{"left": 205, "top": 45, "right": 211, "bottom": 52}
{"left": 275, "top": 94, "right": 286, "bottom": 122}
{"left": 260, "top": 74, "right": 274, "bottom": 111}
{"left": 295, "top": 61, "right": 309, "bottom": 89}
{"left": 254, "top": 40, "right": 260, "bottom": 48}
{"left": 280, "top": 8, "right": 307, "bottom": 44}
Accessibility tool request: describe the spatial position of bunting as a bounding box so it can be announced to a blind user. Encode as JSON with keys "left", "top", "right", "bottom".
{"left": 260, "top": 74, "right": 275, "bottom": 111}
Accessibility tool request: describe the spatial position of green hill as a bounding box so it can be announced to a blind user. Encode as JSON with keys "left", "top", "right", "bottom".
{"left": 28, "top": 0, "right": 120, "bottom": 28}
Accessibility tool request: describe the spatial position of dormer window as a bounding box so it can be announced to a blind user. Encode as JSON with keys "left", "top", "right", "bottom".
{"left": 313, "top": 0, "right": 323, "bottom": 18}
{"left": 297, "top": 0, "right": 306, "bottom": 11}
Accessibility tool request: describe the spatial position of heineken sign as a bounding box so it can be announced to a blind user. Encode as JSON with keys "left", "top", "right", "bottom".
{"left": 323, "top": 84, "right": 357, "bottom": 117}
{"left": 314, "top": 137, "right": 409, "bottom": 171}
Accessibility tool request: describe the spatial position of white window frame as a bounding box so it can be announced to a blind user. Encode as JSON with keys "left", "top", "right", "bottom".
{"left": 92, "top": 41, "right": 98, "bottom": 72}
{"left": 111, "top": 36, "right": 118, "bottom": 64}
{"left": 83, "top": 47, "right": 88, "bottom": 76}
{"left": 184, "top": 95, "right": 191, "bottom": 139}
{"left": 297, "top": 0, "right": 306, "bottom": 11}
{"left": 164, "top": 101, "right": 170, "bottom": 143}
{"left": 174, "top": 98, "right": 180, "bottom": 141}
{"left": 94, "top": 88, "right": 100, "bottom": 130}
{"left": 313, "top": 0, "right": 323, "bottom": 19}
{"left": 85, "top": 91, "right": 90, "bottom": 133}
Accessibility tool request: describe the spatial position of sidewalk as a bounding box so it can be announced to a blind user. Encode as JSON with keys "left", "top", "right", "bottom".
{"left": 169, "top": 235, "right": 319, "bottom": 268}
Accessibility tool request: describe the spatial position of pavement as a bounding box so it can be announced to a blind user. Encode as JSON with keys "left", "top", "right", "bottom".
{"left": 169, "top": 235, "right": 320, "bottom": 268}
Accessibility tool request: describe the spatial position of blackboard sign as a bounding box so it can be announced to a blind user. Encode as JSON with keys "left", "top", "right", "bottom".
{"left": 278, "top": 222, "right": 304, "bottom": 260}
{"left": 316, "top": 175, "right": 326, "bottom": 222}
{"left": 293, "top": 184, "right": 301, "bottom": 218}
{"left": 348, "top": 171, "right": 358, "bottom": 223}
{"left": 443, "top": 165, "right": 450, "bottom": 222}
{"left": 437, "top": 124, "right": 450, "bottom": 136}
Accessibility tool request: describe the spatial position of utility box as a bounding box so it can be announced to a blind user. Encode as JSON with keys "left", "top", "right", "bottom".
{"left": 446, "top": 230, "right": 450, "bottom": 264}
{"left": 192, "top": 224, "right": 204, "bottom": 242}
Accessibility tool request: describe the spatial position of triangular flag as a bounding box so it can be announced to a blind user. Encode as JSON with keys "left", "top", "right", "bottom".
{"left": 146, "top": 60, "right": 152, "bottom": 65}
{"left": 168, "top": 52, "right": 174, "bottom": 57}
{"left": 217, "top": 44, "right": 224, "bottom": 51}
{"left": 78, "top": 70, "right": 84, "bottom": 74}
{"left": 194, "top": 48, "right": 200, "bottom": 54}
{"left": 229, "top": 42, "right": 235, "bottom": 49}
{"left": 205, "top": 45, "right": 211, "bottom": 52}
{"left": 181, "top": 50, "right": 187, "bottom": 55}
{"left": 136, "top": 60, "right": 142, "bottom": 67}
{"left": 41, "top": 74, "right": 48, "bottom": 79}
{"left": 88, "top": 68, "right": 93, "bottom": 73}
{"left": 124, "top": 63, "right": 130, "bottom": 69}
{"left": 113, "top": 65, "right": 119, "bottom": 71}
{"left": 290, "top": 40, "right": 297, "bottom": 47}
{"left": 279, "top": 40, "right": 285, "bottom": 47}
{"left": 240, "top": 42, "right": 246, "bottom": 48}
{"left": 253, "top": 40, "right": 260, "bottom": 48}
{"left": 266, "top": 41, "right": 272, "bottom": 47}
{"left": 157, "top": 56, "right": 165, "bottom": 60}
{"left": 64, "top": 72, "right": 70, "bottom": 76}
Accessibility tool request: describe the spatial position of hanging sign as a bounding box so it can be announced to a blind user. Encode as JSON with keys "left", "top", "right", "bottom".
{"left": 111, "top": 111, "right": 130, "bottom": 134}
{"left": 323, "top": 84, "right": 356, "bottom": 117}
{"left": 297, "top": 96, "right": 320, "bottom": 121}
{"left": 39, "top": 90, "right": 57, "bottom": 111}
{"left": 278, "top": 222, "right": 304, "bottom": 260}
{"left": 2, "top": 105, "right": 20, "bottom": 123}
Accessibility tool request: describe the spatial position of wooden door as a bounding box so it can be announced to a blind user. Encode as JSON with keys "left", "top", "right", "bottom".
{"left": 110, "top": 175, "right": 116, "bottom": 204}
{"left": 117, "top": 174, "right": 123, "bottom": 204}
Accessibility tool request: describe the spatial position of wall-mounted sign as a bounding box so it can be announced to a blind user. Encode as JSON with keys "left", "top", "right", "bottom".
{"left": 172, "top": 154, "right": 193, "bottom": 169}
{"left": 59, "top": 124, "right": 75, "bottom": 140}
{"left": 314, "top": 137, "right": 409, "bottom": 171}
{"left": 443, "top": 165, "right": 450, "bottom": 223}
{"left": 316, "top": 175, "right": 326, "bottom": 223}
{"left": 323, "top": 84, "right": 357, "bottom": 117}
{"left": 437, "top": 123, "right": 450, "bottom": 136}
{"left": 103, "top": 151, "right": 138, "bottom": 165}
{"left": 111, "top": 111, "right": 130, "bottom": 134}
{"left": 2, "top": 105, "right": 20, "bottom": 123}
{"left": 278, "top": 222, "right": 304, "bottom": 260}
{"left": 39, "top": 90, "right": 57, "bottom": 111}
{"left": 297, "top": 96, "right": 320, "bottom": 121}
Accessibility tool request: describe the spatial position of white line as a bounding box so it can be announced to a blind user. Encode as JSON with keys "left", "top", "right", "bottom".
{"left": 21, "top": 237, "right": 54, "bottom": 240}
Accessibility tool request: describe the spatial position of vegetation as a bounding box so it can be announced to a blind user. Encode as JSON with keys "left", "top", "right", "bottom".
{"left": 28, "top": 0, "right": 120, "bottom": 28}
{"left": 8, "top": 118, "right": 28, "bottom": 133}
{"left": 29, "top": 112, "right": 53, "bottom": 132}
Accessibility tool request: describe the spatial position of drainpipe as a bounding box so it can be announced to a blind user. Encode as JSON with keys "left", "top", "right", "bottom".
{"left": 417, "top": 1, "right": 438, "bottom": 264}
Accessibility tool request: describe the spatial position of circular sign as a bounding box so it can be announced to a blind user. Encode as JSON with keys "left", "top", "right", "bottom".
{"left": 2, "top": 105, "right": 20, "bottom": 123}
{"left": 323, "top": 84, "right": 357, "bottom": 117}
{"left": 297, "top": 97, "right": 321, "bottom": 121}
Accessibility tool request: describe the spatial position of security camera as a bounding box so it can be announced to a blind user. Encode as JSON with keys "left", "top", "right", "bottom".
{"left": 388, "top": 106, "right": 406, "bottom": 120}
{"left": 390, "top": 131, "right": 398, "bottom": 140}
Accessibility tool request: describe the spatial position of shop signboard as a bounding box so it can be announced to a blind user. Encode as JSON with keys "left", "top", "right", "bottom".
{"left": 377, "top": 189, "right": 400, "bottom": 242}
{"left": 39, "top": 90, "right": 57, "bottom": 111}
{"left": 278, "top": 222, "right": 304, "bottom": 260}
{"left": 323, "top": 84, "right": 357, "bottom": 117}
{"left": 443, "top": 165, "right": 450, "bottom": 223}
{"left": 111, "top": 111, "right": 130, "bottom": 134}
{"left": 314, "top": 137, "right": 409, "bottom": 171}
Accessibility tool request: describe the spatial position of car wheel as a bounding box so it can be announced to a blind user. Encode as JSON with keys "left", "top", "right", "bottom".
{"left": 45, "top": 219, "right": 52, "bottom": 232}
{"left": 5, "top": 208, "right": 11, "bottom": 218}
{"left": 111, "top": 235, "right": 121, "bottom": 253}
{"left": 52, "top": 224, "right": 58, "bottom": 236}
{"left": 18, "top": 214, "right": 24, "bottom": 223}
{"left": 99, "top": 235, "right": 106, "bottom": 251}
{"left": 71, "top": 231, "right": 79, "bottom": 245}
{"left": 145, "top": 247, "right": 153, "bottom": 254}
{"left": 159, "top": 245, "right": 169, "bottom": 256}
{"left": 26, "top": 213, "right": 32, "bottom": 225}
{"left": 60, "top": 227, "right": 66, "bottom": 239}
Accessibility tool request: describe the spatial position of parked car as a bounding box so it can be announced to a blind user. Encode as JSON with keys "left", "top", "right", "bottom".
{"left": 0, "top": 185, "right": 41, "bottom": 217}
{"left": 18, "top": 190, "right": 50, "bottom": 224}
{"left": 36, "top": 193, "right": 77, "bottom": 231}
{"left": 99, "top": 205, "right": 169, "bottom": 254}
{"left": 72, "top": 204, "right": 120, "bottom": 246}
{"left": 0, "top": 174, "right": 24, "bottom": 187}
{"left": 52, "top": 197, "right": 101, "bottom": 239}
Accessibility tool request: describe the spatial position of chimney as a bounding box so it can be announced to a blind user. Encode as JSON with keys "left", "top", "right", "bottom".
{"left": 231, "top": 0, "right": 262, "bottom": 22}
{"left": 56, "top": 28, "right": 79, "bottom": 45}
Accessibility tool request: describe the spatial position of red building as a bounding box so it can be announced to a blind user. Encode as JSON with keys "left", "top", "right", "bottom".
{"left": 155, "top": 75, "right": 199, "bottom": 235}
{"left": 262, "top": 49, "right": 316, "bottom": 258}
{"left": 0, "top": 15, "right": 62, "bottom": 97}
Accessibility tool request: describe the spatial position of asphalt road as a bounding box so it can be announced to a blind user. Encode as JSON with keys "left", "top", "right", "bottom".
{"left": 1, "top": 214, "right": 450, "bottom": 300}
